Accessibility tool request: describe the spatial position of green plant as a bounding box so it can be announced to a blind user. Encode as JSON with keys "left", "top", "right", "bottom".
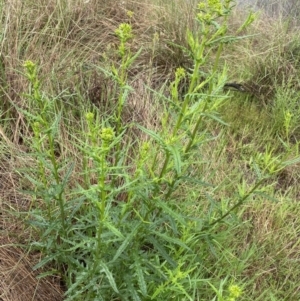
{"left": 207, "top": 279, "right": 243, "bottom": 301}
{"left": 271, "top": 87, "right": 300, "bottom": 145}
{"left": 17, "top": 1, "right": 300, "bottom": 300}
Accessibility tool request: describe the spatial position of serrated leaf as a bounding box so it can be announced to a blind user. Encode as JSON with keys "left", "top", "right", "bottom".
{"left": 103, "top": 220, "right": 125, "bottom": 239}
{"left": 100, "top": 262, "right": 119, "bottom": 293}
{"left": 36, "top": 269, "right": 57, "bottom": 279}
{"left": 148, "top": 236, "right": 176, "bottom": 267}
{"left": 133, "top": 253, "right": 147, "bottom": 296}
{"left": 64, "top": 271, "right": 91, "bottom": 300}
{"left": 112, "top": 222, "right": 141, "bottom": 262}
{"left": 167, "top": 145, "right": 182, "bottom": 175}
{"left": 154, "top": 231, "right": 191, "bottom": 251}
{"left": 33, "top": 253, "right": 57, "bottom": 270}
{"left": 125, "top": 279, "right": 142, "bottom": 301}
{"left": 60, "top": 161, "right": 75, "bottom": 188}
{"left": 206, "top": 34, "right": 258, "bottom": 46}
{"left": 125, "top": 47, "right": 143, "bottom": 68}
{"left": 202, "top": 112, "right": 228, "bottom": 126}
{"left": 135, "top": 124, "right": 164, "bottom": 144}
{"left": 281, "top": 156, "right": 300, "bottom": 167}
{"left": 155, "top": 199, "right": 186, "bottom": 226}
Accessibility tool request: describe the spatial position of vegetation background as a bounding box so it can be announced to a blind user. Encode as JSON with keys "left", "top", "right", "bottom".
{"left": 0, "top": 0, "right": 300, "bottom": 300}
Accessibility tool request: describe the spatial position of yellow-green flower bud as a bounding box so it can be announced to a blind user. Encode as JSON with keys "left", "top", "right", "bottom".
{"left": 126, "top": 10, "right": 134, "bottom": 18}
{"left": 115, "top": 23, "right": 133, "bottom": 42}
{"left": 197, "top": 12, "right": 213, "bottom": 23}
{"left": 175, "top": 67, "right": 186, "bottom": 80}
{"left": 228, "top": 284, "right": 242, "bottom": 298}
{"left": 208, "top": 0, "right": 221, "bottom": 10}
{"left": 142, "top": 141, "right": 150, "bottom": 152}
{"left": 198, "top": 3, "right": 206, "bottom": 10}
{"left": 140, "top": 141, "right": 150, "bottom": 160}
{"left": 23, "top": 60, "right": 38, "bottom": 82}
{"left": 100, "top": 127, "right": 115, "bottom": 144}
{"left": 23, "top": 60, "right": 36, "bottom": 74}
{"left": 85, "top": 112, "right": 94, "bottom": 122}
{"left": 33, "top": 122, "right": 41, "bottom": 132}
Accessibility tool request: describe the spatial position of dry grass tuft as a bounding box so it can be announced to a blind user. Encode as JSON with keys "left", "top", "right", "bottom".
{"left": 225, "top": 8, "right": 300, "bottom": 106}
{"left": 0, "top": 0, "right": 197, "bottom": 137}
{"left": 0, "top": 143, "right": 64, "bottom": 300}
{"left": 239, "top": 201, "right": 300, "bottom": 299}
{"left": 0, "top": 243, "right": 63, "bottom": 301}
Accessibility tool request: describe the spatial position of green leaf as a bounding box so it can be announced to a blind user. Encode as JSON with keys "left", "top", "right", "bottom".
{"left": 136, "top": 124, "right": 165, "bottom": 145}
{"left": 167, "top": 145, "right": 182, "bottom": 175}
{"left": 50, "top": 111, "right": 62, "bottom": 136}
{"left": 12, "top": 102, "right": 41, "bottom": 122}
{"left": 156, "top": 199, "right": 187, "bottom": 226}
{"left": 133, "top": 252, "right": 147, "bottom": 296}
{"left": 125, "top": 47, "right": 143, "bottom": 68}
{"left": 112, "top": 222, "right": 141, "bottom": 262}
{"left": 36, "top": 269, "right": 57, "bottom": 279}
{"left": 60, "top": 237, "right": 94, "bottom": 252}
{"left": 103, "top": 220, "right": 125, "bottom": 239}
{"left": 33, "top": 253, "right": 58, "bottom": 270}
{"left": 206, "top": 34, "right": 258, "bottom": 46}
{"left": 60, "top": 161, "right": 75, "bottom": 190}
{"left": 202, "top": 112, "right": 229, "bottom": 126}
{"left": 125, "top": 279, "right": 142, "bottom": 301}
{"left": 281, "top": 156, "right": 300, "bottom": 168}
{"left": 147, "top": 236, "right": 177, "bottom": 267}
{"left": 64, "top": 270, "right": 92, "bottom": 300}
{"left": 155, "top": 231, "right": 191, "bottom": 251}
{"left": 187, "top": 29, "right": 196, "bottom": 52}
{"left": 100, "top": 261, "right": 119, "bottom": 293}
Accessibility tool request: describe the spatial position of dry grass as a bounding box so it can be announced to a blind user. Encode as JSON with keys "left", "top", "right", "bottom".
{"left": 225, "top": 8, "right": 300, "bottom": 100}
{"left": 0, "top": 1, "right": 191, "bottom": 299}
{"left": 0, "top": 243, "right": 63, "bottom": 301}
{"left": 1, "top": 0, "right": 300, "bottom": 300}
{"left": 0, "top": 0, "right": 198, "bottom": 146}
{"left": 0, "top": 145, "right": 63, "bottom": 300}
{"left": 239, "top": 200, "right": 300, "bottom": 300}
{"left": 0, "top": 0, "right": 195, "bottom": 105}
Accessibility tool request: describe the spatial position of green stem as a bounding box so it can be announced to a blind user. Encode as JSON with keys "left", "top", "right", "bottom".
{"left": 172, "top": 38, "right": 206, "bottom": 137}
{"left": 100, "top": 155, "right": 107, "bottom": 218}
{"left": 159, "top": 38, "right": 207, "bottom": 181}
{"left": 184, "top": 40, "right": 224, "bottom": 155}
{"left": 203, "top": 178, "right": 266, "bottom": 230}
{"left": 48, "top": 133, "right": 66, "bottom": 230}
{"left": 183, "top": 101, "right": 208, "bottom": 155}
{"left": 95, "top": 152, "right": 108, "bottom": 263}
{"left": 159, "top": 152, "right": 171, "bottom": 179}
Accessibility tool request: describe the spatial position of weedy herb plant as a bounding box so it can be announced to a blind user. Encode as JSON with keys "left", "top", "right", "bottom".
{"left": 17, "top": 1, "right": 300, "bottom": 300}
